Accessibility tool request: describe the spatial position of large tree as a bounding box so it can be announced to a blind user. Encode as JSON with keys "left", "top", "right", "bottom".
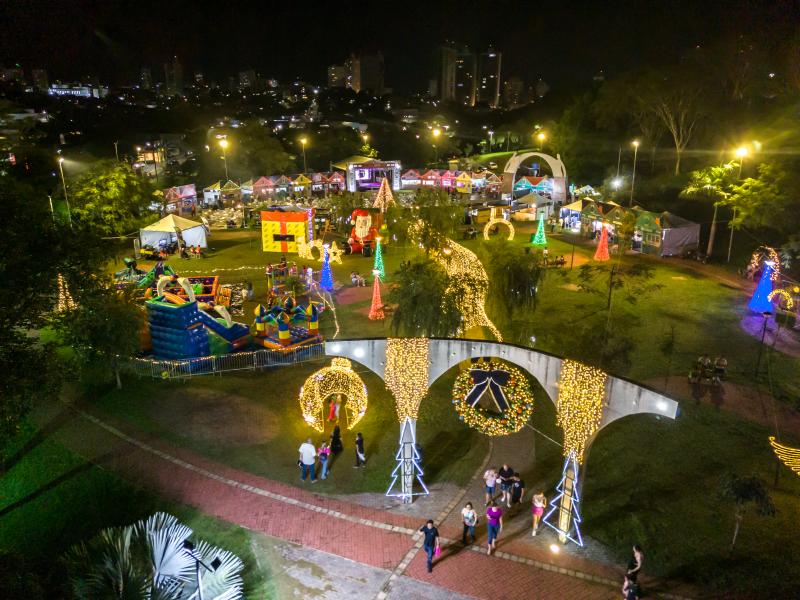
{"left": 234, "top": 122, "right": 294, "bottom": 177}
{"left": 727, "top": 162, "right": 800, "bottom": 234}
{"left": 680, "top": 162, "right": 738, "bottom": 257}
{"left": 388, "top": 258, "right": 461, "bottom": 337}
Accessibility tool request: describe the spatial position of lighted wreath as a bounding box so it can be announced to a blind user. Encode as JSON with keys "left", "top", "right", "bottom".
{"left": 299, "top": 357, "right": 368, "bottom": 432}
{"left": 451, "top": 360, "right": 534, "bottom": 436}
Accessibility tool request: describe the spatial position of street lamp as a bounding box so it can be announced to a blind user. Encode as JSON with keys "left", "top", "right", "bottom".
{"left": 728, "top": 146, "right": 750, "bottom": 263}
{"left": 432, "top": 128, "right": 441, "bottom": 164}
{"left": 299, "top": 137, "right": 307, "bottom": 173}
{"left": 754, "top": 309, "right": 773, "bottom": 379}
{"left": 487, "top": 129, "right": 494, "bottom": 151}
{"left": 537, "top": 132, "right": 546, "bottom": 150}
{"left": 183, "top": 540, "right": 222, "bottom": 600}
{"left": 113, "top": 140, "right": 119, "bottom": 162}
{"left": 630, "top": 140, "right": 640, "bottom": 207}
{"left": 611, "top": 177, "right": 623, "bottom": 190}
{"left": 56, "top": 157, "right": 72, "bottom": 227}
{"left": 218, "top": 138, "right": 229, "bottom": 180}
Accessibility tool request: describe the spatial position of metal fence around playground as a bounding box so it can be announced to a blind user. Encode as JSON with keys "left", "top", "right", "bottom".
{"left": 125, "top": 343, "right": 326, "bottom": 379}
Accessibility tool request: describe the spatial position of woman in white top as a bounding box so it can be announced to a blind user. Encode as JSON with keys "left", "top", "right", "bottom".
{"left": 483, "top": 469, "right": 498, "bottom": 506}
{"left": 461, "top": 502, "right": 478, "bottom": 545}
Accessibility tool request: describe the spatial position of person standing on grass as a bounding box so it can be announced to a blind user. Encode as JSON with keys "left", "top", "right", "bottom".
{"left": 318, "top": 441, "right": 331, "bottom": 479}
{"left": 497, "top": 463, "right": 515, "bottom": 507}
{"left": 418, "top": 519, "right": 440, "bottom": 573}
{"left": 461, "top": 502, "right": 478, "bottom": 545}
{"left": 298, "top": 438, "right": 317, "bottom": 483}
{"left": 626, "top": 544, "right": 644, "bottom": 583}
{"left": 355, "top": 432, "right": 367, "bottom": 467}
{"left": 510, "top": 472, "right": 525, "bottom": 507}
{"left": 531, "top": 490, "right": 546, "bottom": 536}
{"left": 483, "top": 468, "right": 498, "bottom": 506}
{"left": 330, "top": 425, "right": 343, "bottom": 455}
{"left": 485, "top": 500, "right": 504, "bottom": 555}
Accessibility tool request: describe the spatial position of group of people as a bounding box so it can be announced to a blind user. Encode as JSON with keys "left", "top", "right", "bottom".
{"left": 350, "top": 272, "right": 367, "bottom": 286}
{"left": 689, "top": 353, "right": 727, "bottom": 384}
{"left": 179, "top": 245, "right": 204, "bottom": 259}
{"left": 297, "top": 426, "right": 366, "bottom": 483}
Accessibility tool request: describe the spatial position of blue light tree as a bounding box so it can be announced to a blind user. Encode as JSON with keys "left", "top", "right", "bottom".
{"left": 320, "top": 245, "right": 334, "bottom": 292}
{"left": 748, "top": 261, "right": 775, "bottom": 313}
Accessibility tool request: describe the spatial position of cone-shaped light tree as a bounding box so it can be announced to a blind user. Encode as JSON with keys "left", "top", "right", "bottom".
{"left": 532, "top": 215, "right": 548, "bottom": 246}
{"left": 748, "top": 261, "right": 775, "bottom": 313}
{"left": 368, "top": 271, "right": 385, "bottom": 320}
{"left": 373, "top": 177, "right": 396, "bottom": 213}
{"left": 320, "top": 245, "right": 334, "bottom": 292}
{"left": 373, "top": 236, "right": 385, "bottom": 279}
{"left": 594, "top": 226, "right": 610, "bottom": 261}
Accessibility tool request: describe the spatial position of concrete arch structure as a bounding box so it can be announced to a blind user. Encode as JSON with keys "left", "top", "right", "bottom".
{"left": 501, "top": 151, "right": 568, "bottom": 203}
{"left": 325, "top": 338, "right": 678, "bottom": 433}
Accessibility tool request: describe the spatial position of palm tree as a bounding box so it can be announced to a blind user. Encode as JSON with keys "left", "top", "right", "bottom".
{"left": 680, "top": 163, "right": 737, "bottom": 257}
{"left": 66, "top": 512, "right": 244, "bottom": 599}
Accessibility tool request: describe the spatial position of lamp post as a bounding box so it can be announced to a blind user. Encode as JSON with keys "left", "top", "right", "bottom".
{"left": 537, "top": 132, "right": 546, "bottom": 151}
{"left": 182, "top": 540, "right": 221, "bottom": 600}
{"left": 754, "top": 310, "right": 772, "bottom": 379}
{"left": 57, "top": 157, "right": 72, "bottom": 227}
{"left": 113, "top": 140, "right": 119, "bottom": 162}
{"left": 629, "top": 140, "right": 639, "bottom": 207}
{"left": 300, "top": 137, "right": 307, "bottom": 173}
{"left": 219, "top": 138, "right": 229, "bottom": 180}
{"left": 432, "top": 127, "right": 441, "bottom": 164}
{"left": 728, "top": 146, "right": 749, "bottom": 263}
{"left": 487, "top": 129, "right": 494, "bottom": 151}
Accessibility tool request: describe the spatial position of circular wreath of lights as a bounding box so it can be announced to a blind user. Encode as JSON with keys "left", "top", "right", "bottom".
{"left": 451, "top": 360, "right": 534, "bottom": 436}
{"left": 299, "top": 357, "right": 368, "bottom": 432}
{"left": 483, "top": 218, "right": 515, "bottom": 241}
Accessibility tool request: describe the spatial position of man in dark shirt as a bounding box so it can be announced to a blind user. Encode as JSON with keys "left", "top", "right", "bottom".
{"left": 498, "top": 463, "right": 515, "bottom": 507}
{"left": 418, "top": 519, "right": 440, "bottom": 573}
{"left": 510, "top": 472, "right": 526, "bottom": 506}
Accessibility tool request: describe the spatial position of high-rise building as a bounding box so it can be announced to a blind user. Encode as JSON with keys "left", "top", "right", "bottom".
{"left": 327, "top": 64, "right": 348, "bottom": 88}
{"left": 359, "top": 52, "right": 384, "bottom": 94}
{"left": 433, "top": 43, "right": 475, "bottom": 105}
{"left": 454, "top": 49, "right": 476, "bottom": 106}
{"left": 140, "top": 67, "right": 152, "bottom": 90}
{"left": 434, "top": 45, "right": 457, "bottom": 102}
{"left": 163, "top": 56, "right": 183, "bottom": 96}
{"left": 503, "top": 76, "right": 524, "bottom": 109}
{"left": 31, "top": 69, "right": 49, "bottom": 92}
{"left": 238, "top": 69, "right": 256, "bottom": 90}
{"left": 194, "top": 71, "right": 205, "bottom": 85}
{"left": 477, "top": 47, "right": 502, "bottom": 108}
{"left": 328, "top": 53, "right": 383, "bottom": 93}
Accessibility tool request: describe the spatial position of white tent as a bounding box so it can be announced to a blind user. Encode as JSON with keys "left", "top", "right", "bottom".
{"left": 139, "top": 214, "right": 208, "bottom": 249}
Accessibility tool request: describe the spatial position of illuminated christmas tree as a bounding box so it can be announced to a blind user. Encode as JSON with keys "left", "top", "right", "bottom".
{"left": 372, "top": 177, "right": 396, "bottom": 213}
{"left": 542, "top": 452, "right": 584, "bottom": 547}
{"left": 748, "top": 260, "right": 775, "bottom": 313}
{"left": 594, "top": 226, "right": 610, "bottom": 261}
{"left": 368, "top": 272, "right": 385, "bottom": 320}
{"left": 320, "top": 245, "right": 334, "bottom": 292}
{"left": 532, "top": 215, "right": 547, "bottom": 246}
{"left": 373, "top": 236, "right": 385, "bottom": 279}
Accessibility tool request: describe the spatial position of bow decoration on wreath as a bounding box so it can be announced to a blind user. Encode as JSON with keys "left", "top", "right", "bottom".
{"left": 466, "top": 368, "right": 510, "bottom": 411}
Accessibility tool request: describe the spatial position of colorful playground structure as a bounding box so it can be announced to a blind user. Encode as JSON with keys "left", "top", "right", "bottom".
{"left": 253, "top": 296, "right": 322, "bottom": 350}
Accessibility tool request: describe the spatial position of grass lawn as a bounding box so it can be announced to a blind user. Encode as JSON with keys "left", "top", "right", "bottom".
{"left": 0, "top": 422, "right": 274, "bottom": 597}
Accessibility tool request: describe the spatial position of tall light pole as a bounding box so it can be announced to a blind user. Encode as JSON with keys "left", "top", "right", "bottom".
{"left": 57, "top": 157, "right": 72, "bottom": 227}
{"left": 487, "top": 129, "right": 494, "bottom": 151}
{"left": 432, "top": 127, "right": 441, "bottom": 164}
{"left": 219, "top": 138, "right": 229, "bottom": 180}
{"left": 113, "top": 140, "right": 119, "bottom": 161}
{"left": 300, "top": 137, "right": 307, "bottom": 173}
{"left": 629, "top": 140, "right": 640, "bottom": 207}
{"left": 728, "top": 146, "right": 749, "bottom": 263}
{"left": 615, "top": 147, "right": 622, "bottom": 178}
{"left": 537, "top": 132, "right": 546, "bottom": 151}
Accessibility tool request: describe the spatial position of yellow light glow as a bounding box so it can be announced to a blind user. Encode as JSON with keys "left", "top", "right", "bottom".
{"left": 56, "top": 273, "right": 75, "bottom": 312}
{"left": 767, "top": 289, "right": 794, "bottom": 310}
{"left": 219, "top": 139, "right": 228, "bottom": 149}
{"left": 537, "top": 132, "right": 546, "bottom": 142}
{"left": 631, "top": 140, "right": 640, "bottom": 148}
{"left": 385, "top": 338, "right": 429, "bottom": 421}
{"left": 300, "top": 137, "right": 307, "bottom": 145}
{"left": 769, "top": 436, "right": 800, "bottom": 477}
{"left": 735, "top": 146, "right": 749, "bottom": 158}
{"left": 432, "top": 128, "right": 441, "bottom": 138}
{"left": 483, "top": 218, "right": 514, "bottom": 241}
{"left": 298, "top": 357, "right": 368, "bottom": 432}
{"left": 556, "top": 360, "right": 607, "bottom": 463}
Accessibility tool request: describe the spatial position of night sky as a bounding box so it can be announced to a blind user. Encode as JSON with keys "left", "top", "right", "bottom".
{"left": 2, "top": 0, "right": 797, "bottom": 91}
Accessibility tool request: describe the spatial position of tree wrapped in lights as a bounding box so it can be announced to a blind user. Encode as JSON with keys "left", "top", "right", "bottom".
{"left": 556, "top": 360, "right": 607, "bottom": 462}
{"left": 594, "top": 225, "right": 610, "bottom": 261}
{"left": 531, "top": 214, "right": 547, "bottom": 246}
{"left": 373, "top": 236, "right": 385, "bottom": 279}
{"left": 384, "top": 338, "right": 429, "bottom": 421}
{"left": 748, "top": 261, "right": 775, "bottom": 313}
{"left": 320, "top": 244, "right": 334, "bottom": 292}
{"left": 386, "top": 417, "right": 429, "bottom": 503}
{"left": 298, "top": 357, "right": 368, "bottom": 432}
{"left": 368, "top": 271, "right": 385, "bottom": 321}
{"left": 451, "top": 360, "right": 534, "bottom": 436}
{"left": 373, "top": 177, "right": 396, "bottom": 213}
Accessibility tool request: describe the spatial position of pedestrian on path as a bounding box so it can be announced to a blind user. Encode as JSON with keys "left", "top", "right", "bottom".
{"left": 318, "top": 441, "right": 331, "bottom": 479}
{"left": 483, "top": 468, "right": 498, "bottom": 506}
{"left": 622, "top": 574, "right": 640, "bottom": 600}
{"left": 355, "top": 432, "right": 367, "bottom": 467}
{"left": 461, "top": 502, "right": 478, "bottom": 545}
{"left": 418, "top": 519, "right": 441, "bottom": 573}
{"left": 330, "top": 425, "right": 343, "bottom": 455}
{"left": 510, "top": 472, "right": 525, "bottom": 507}
{"left": 531, "top": 491, "right": 546, "bottom": 536}
{"left": 498, "top": 463, "right": 515, "bottom": 507}
{"left": 327, "top": 397, "right": 337, "bottom": 422}
{"left": 486, "top": 500, "right": 504, "bottom": 555}
{"left": 298, "top": 438, "right": 317, "bottom": 483}
{"left": 626, "top": 544, "right": 644, "bottom": 583}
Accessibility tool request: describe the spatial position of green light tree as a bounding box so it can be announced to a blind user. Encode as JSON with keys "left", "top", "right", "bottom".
{"left": 373, "top": 237, "right": 385, "bottom": 279}
{"left": 532, "top": 215, "right": 547, "bottom": 246}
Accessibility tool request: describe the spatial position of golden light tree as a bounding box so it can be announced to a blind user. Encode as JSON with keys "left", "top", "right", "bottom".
{"left": 384, "top": 338, "right": 430, "bottom": 421}
{"left": 372, "top": 177, "right": 396, "bottom": 213}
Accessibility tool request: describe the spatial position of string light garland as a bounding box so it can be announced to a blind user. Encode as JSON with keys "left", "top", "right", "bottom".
{"left": 769, "top": 436, "right": 800, "bottom": 477}
{"left": 556, "top": 360, "right": 607, "bottom": 462}
{"left": 372, "top": 177, "right": 396, "bottom": 213}
{"left": 298, "top": 357, "right": 368, "bottom": 432}
{"left": 749, "top": 247, "right": 780, "bottom": 282}
{"left": 57, "top": 273, "right": 76, "bottom": 312}
{"left": 451, "top": 360, "right": 534, "bottom": 436}
{"left": 385, "top": 338, "right": 429, "bottom": 421}
{"left": 767, "top": 288, "right": 794, "bottom": 310}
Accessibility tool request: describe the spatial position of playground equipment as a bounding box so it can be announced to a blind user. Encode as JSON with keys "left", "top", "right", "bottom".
{"left": 253, "top": 296, "right": 322, "bottom": 350}
{"left": 114, "top": 258, "right": 146, "bottom": 284}
{"left": 344, "top": 208, "right": 381, "bottom": 256}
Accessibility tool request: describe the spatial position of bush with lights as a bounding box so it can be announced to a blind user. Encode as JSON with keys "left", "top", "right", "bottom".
{"left": 451, "top": 360, "right": 534, "bottom": 436}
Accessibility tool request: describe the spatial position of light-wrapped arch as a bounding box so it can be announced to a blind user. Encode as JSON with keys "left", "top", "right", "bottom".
{"left": 299, "top": 358, "right": 368, "bottom": 432}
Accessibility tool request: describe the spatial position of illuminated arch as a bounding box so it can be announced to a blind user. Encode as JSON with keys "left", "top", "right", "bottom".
{"left": 298, "top": 357, "right": 368, "bottom": 432}
{"left": 483, "top": 218, "right": 515, "bottom": 241}
{"left": 501, "top": 151, "right": 567, "bottom": 197}
{"left": 767, "top": 288, "right": 794, "bottom": 310}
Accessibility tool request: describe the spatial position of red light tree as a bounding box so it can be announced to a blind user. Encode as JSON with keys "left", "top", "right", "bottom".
{"left": 594, "top": 226, "right": 610, "bottom": 262}
{"left": 368, "top": 272, "right": 385, "bottom": 320}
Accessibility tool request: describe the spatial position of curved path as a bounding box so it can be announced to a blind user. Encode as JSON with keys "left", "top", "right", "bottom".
{"left": 36, "top": 398, "right": 695, "bottom": 599}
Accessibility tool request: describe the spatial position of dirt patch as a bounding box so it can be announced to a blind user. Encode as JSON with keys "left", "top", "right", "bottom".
{"left": 560, "top": 283, "right": 580, "bottom": 292}
{"left": 143, "top": 388, "right": 280, "bottom": 446}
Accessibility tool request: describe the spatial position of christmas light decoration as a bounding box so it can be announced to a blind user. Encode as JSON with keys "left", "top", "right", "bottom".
{"left": 748, "top": 261, "right": 775, "bottom": 313}
{"left": 483, "top": 217, "right": 515, "bottom": 241}
{"left": 56, "top": 273, "right": 76, "bottom": 312}
{"left": 749, "top": 247, "right": 780, "bottom": 282}
{"left": 298, "top": 357, "right": 368, "bottom": 432}
{"left": 306, "top": 207, "right": 314, "bottom": 243}
{"left": 767, "top": 288, "right": 794, "bottom": 310}
{"left": 594, "top": 225, "right": 609, "bottom": 261}
{"left": 372, "top": 177, "right": 396, "bottom": 213}
{"left": 451, "top": 360, "right": 534, "bottom": 436}
{"left": 368, "top": 271, "right": 384, "bottom": 320}
{"left": 531, "top": 214, "right": 547, "bottom": 246}
{"left": 327, "top": 241, "right": 344, "bottom": 264}
{"left": 556, "top": 360, "right": 607, "bottom": 462}
{"left": 386, "top": 416, "right": 429, "bottom": 503}
{"left": 297, "top": 239, "right": 342, "bottom": 264}
{"left": 385, "top": 338, "right": 429, "bottom": 421}
{"left": 373, "top": 237, "right": 385, "bottom": 279}
{"left": 769, "top": 436, "right": 800, "bottom": 477}
{"left": 542, "top": 452, "right": 584, "bottom": 547}
{"left": 320, "top": 245, "right": 334, "bottom": 292}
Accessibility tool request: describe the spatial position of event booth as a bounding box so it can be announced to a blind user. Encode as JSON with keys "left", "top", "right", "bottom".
{"left": 139, "top": 214, "right": 208, "bottom": 249}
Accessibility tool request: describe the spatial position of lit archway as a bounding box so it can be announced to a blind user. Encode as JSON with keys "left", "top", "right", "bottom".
{"left": 501, "top": 151, "right": 568, "bottom": 202}
{"left": 298, "top": 358, "right": 368, "bottom": 432}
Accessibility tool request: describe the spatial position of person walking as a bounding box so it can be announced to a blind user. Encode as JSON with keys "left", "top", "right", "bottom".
{"left": 626, "top": 544, "right": 644, "bottom": 583}
{"left": 531, "top": 490, "right": 546, "bottom": 536}
{"left": 483, "top": 468, "right": 498, "bottom": 506}
{"left": 461, "top": 502, "right": 478, "bottom": 545}
{"left": 509, "top": 472, "right": 525, "bottom": 507}
{"left": 330, "top": 425, "right": 343, "bottom": 456}
{"left": 497, "top": 463, "right": 515, "bottom": 507}
{"left": 485, "top": 500, "right": 504, "bottom": 555}
{"left": 327, "top": 397, "right": 337, "bottom": 422}
{"left": 418, "top": 519, "right": 440, "bottom": 573}
{"left": 318, "top": 441, "right": 331, "bottom": 479}
{"left": 298, "top": 438, "right": 317, "bottom": 483}
{"left": 622, "top": 574, "right": 640, "bottom": 600}
{"left": 355, "top": 432, "right": 366, "bottom": 467}
{"left": 334, "top": 395, "right": 342, "bottom": 421}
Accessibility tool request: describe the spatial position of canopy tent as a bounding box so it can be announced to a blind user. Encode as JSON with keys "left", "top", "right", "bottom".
{"left": 656, "top": 211, "right": 700, "bottom": 257}
{"left": 140, "top": 214, "right": 208, "bottom": 249}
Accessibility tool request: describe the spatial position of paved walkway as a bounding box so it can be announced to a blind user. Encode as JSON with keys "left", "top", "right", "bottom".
{"left": 36, "top": 400, "right": 694, "bottom": 599}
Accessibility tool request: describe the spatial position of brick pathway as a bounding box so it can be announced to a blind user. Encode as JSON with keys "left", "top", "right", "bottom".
{"left": 41, "top": 401, "right": 694, "bottom": 599}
